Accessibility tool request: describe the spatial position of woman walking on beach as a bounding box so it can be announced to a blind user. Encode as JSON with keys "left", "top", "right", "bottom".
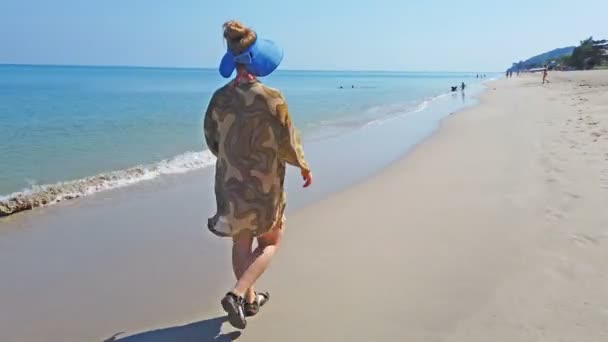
{"left": 204, "top": 21, "right": 312, "bottom": 329}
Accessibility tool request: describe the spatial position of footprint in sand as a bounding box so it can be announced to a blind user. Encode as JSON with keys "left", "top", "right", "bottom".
{"left": 548, "top": 255, "right": 598, "bottom": 279}
{"left": 545, "top": 177, "right": 558, "bottom": 184}
{"left": 564, "top": 191, "right": 581, "bottom": 199}
{"left": 544, "top": 206, "right": 565, "bottom": 221}
{"left": 567, "top": 136, "right": 579, "bottom": 144}
{"left": 601, "top": 169, "right": 608, "bottom": 189}
{"left": 569, "top": 232, "right": 600, "bottom": 246}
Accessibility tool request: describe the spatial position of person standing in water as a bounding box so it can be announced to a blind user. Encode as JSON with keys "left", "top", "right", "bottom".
{"left": 461, "top": 82, "right": 466, "bottom": 91}
{"left": 204, "top": 20, "right": 312, "bottom": 329}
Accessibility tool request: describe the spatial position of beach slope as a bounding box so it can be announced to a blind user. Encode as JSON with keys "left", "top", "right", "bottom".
{"left": 1, "top": 71, "right": 608, "bottom": 342}
{"left": 241, "top": 71, "right": 608, "bottom": 341}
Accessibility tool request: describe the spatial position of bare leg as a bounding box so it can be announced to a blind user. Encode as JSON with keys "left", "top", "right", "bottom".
{"left": 231, "top": 231, "right": 256, "bottom": 302}
{"left": 231, "top": 226, "right": 283, "bottom": 298}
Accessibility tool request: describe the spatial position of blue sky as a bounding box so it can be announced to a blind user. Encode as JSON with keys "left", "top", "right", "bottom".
{"left": 1, "top": 0, "right": 607, "bottom": 71}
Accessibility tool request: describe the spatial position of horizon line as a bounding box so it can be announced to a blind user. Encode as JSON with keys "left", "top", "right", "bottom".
{"left": 0, "top": 63, "right": 498, "bottom": 74}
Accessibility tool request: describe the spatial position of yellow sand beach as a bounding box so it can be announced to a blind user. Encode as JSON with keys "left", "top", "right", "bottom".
{"left": 228, "top": 70, "right": 608, "bottom": 341}
{"left": 1, "top": 71, "right": 608, "bottom": 342}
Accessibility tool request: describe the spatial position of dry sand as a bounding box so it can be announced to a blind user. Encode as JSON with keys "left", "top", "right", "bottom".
{"left": 2, "top": 71, "right": 608, "bottom": 341}
{"left": 235, "top": 71, "right": 608, "bottom": 341}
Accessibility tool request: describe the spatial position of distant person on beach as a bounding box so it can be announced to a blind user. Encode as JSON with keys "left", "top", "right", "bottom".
{"left": 204, "top": 20, "right": 312, "bottom": 330}
{"left": 461, "top": 82, "right": 466, "bottom": 91}
{"left": 542, "top": 67, "right": 549, "bottom": 84}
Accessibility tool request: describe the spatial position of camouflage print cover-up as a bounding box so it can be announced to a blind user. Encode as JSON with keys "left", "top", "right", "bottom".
{"left": 204, "top": 80, "right": 309, "bottom": 237}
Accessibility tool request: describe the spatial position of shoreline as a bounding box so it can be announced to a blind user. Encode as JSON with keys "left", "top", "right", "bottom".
{"left": 0, "top": 80, "right": 490, "bottom": 342}
{"left": 0, "top": 79, "right": 487, "bottom": 219}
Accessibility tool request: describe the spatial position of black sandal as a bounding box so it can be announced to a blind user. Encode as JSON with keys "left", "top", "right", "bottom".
{"left": 244, "top": 291, "right": 270, "bottom": 317}
{"left": 221, "top": 292, "right": 247, "bottom": 329}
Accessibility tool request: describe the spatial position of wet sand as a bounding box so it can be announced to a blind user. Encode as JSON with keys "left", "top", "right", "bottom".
{"left": 2, "top": 71, "right": 608, "bottom": 341}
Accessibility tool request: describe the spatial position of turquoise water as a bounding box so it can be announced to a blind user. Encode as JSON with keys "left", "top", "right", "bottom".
{"left": 0, "top": 65, "right": 491, "bottom": 198}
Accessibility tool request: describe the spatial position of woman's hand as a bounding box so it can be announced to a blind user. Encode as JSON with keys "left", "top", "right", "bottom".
{"left": 301, "top": 169, "right": 312, "bottom": 188}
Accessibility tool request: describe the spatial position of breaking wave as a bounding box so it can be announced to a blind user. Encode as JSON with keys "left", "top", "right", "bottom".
{"left": 0, "top": 150, "right": 216, "bottom": 217}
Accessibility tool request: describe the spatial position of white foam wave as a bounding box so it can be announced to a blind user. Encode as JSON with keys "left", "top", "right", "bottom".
{"left": 413, "top": 100, "right": 429, "bottom": 113}
{"left": 309, "top": 92, "right": 451, "bottom": 134}
{"left": 0, "top": 150, "right": 216, "bottom": 216}
{"left": 363, "top": 91, "right": 452, "bottom": 127}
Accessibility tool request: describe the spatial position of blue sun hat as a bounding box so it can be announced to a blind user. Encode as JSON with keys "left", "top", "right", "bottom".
{"left": 219, "top": 36, "right": 284, "bottom": 78}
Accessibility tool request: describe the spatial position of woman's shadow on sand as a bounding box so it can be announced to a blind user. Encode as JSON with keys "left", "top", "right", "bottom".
{"left": 104, "top": 316, "right": 241, "bottom": 342}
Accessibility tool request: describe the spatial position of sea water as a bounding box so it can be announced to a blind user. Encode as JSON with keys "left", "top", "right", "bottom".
{"left": 0, "top": 65, "right": 493, "bottom": 207}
